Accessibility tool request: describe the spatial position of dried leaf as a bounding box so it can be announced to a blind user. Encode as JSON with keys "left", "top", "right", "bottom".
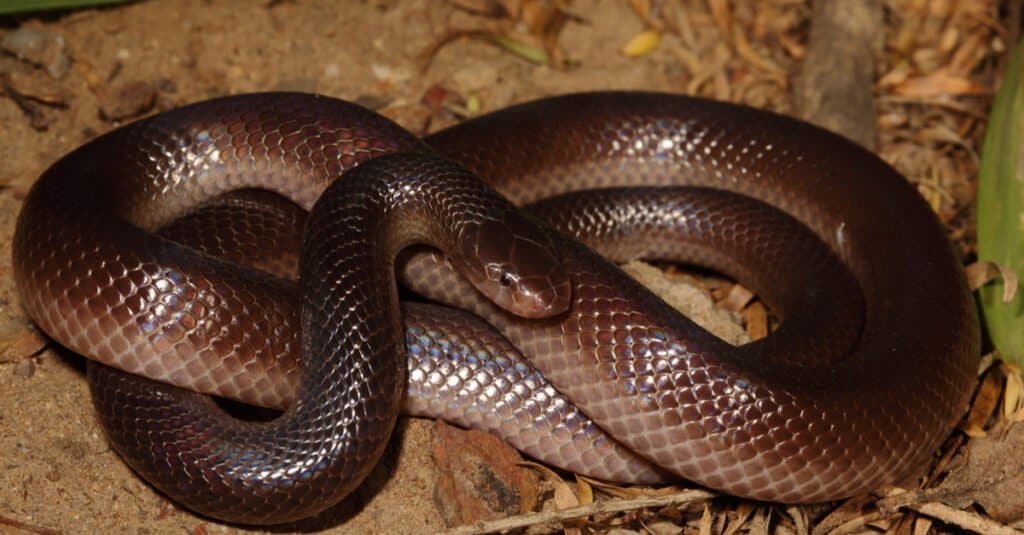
{"left": 1004, "top": 364, "right": 1022, "bottom": 420}
{"left": 621, "top": 30, "right": 661, "bottom": 57}
{"left": 575, "top": 477, "right": 593, "bottom": 505}
{"left": 962, "top": 368, "right": 1003, "bottom": 437}
{"left": 878, "top": 60, "right": 913, "bottom": 88}
{"left": 913, "top": 516, "right": 934, "bottom": 535}
{"left": 723, "top": 503, "right": 755, "bottom": 535}
{"left": 965, "top": 260, "right": 1018, "bottom": 303}
{"left": 700, "top": 503, "right": 713, "bottom": 535}
{"left": 720, "top": 284, "right": 754, "bottom": 312}
{"left": 518, "top": 460, "right": 577, "bottom": 509}
{"left": 936, "top": 420, "right": 1024, "bottom": 523}
{"left": 893, "top": 70, "right": 991, "bottom": 98}
{"left": 490, "top": 34, "right": 549, "bottom": 64}
{"left": 732, "top": 22, "right": 787, "bottom": 81}
{"left": 707, "top": 0, "right": 732, "bottom": 44}
{"left": 742, "top": 303, "right": 768, "bottom": 342}
{"left": 778, "top": 32, "right": 805, "bottom": 59}
{"left": 519, "top": 0, "right": 564, "bottom": 36}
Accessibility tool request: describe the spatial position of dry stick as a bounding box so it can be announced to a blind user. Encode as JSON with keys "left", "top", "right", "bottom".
{"left": 794, "top": 0, "right": 883, "bottom": 150}
{"left": 444, "top": 489, "right": 716, "bottom": 535}
{"left": 0, "top": 515, "right": 61, "bottom": 535}
{"left": 905, "top": 502, "right": 1023, "bottom": 535}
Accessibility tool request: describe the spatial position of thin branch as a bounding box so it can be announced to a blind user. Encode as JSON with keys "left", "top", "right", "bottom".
{"left": 444, "top": 489, "right": 716, "bottom": 535}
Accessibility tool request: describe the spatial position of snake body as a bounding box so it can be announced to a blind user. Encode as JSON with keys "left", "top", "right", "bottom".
{"left": 12, "top": 92, "right": 979, "bottom": 524}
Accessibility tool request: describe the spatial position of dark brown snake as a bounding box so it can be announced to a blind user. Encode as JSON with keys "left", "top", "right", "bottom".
{"left": 11, "top": 92, "right": 979, "bottom": 524}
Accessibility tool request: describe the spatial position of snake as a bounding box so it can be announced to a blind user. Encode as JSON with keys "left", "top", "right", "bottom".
{"left": 11, "top": 92, "right": 979, "bottom": 524}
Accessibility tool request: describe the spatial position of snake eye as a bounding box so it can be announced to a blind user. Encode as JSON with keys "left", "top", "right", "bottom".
{"left": 499, "top": 272, "right": 513, "bottom": 288}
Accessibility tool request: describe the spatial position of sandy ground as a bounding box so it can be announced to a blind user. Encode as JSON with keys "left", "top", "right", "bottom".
{"left": 0, "top": 1, "right": 1000, "bottom": 534}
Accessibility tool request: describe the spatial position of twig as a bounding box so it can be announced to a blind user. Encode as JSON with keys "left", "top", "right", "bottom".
{"left": 0, "top": 514, "right": 61, "bottom": 535}
{"left": 444, "top": 489, "right": 715, "bottom": 535}
{"left": 906, "top": 501, "right": 1022, "bottom": 535}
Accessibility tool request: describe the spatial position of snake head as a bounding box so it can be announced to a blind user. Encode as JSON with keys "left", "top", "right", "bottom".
{"left": 458, "top": 210, "right": 571, "bottom": 319}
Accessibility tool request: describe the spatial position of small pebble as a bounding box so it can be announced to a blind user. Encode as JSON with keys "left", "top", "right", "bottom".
{"left": 0, "top": 319, "right": 48, "bottom": 363}
{"left": 97, "top": 80, "right": 156, "bottom": 121}
{"left": 155, "top": 77, "right": 177, "bottom": 93}
{"left": 6, "top": 70, "right": 69, "bottom": 105}
{"left": 14, "top": 358, "right": 35, "bottom": 379}
{"left": 1, "top": 26, "right": 71, "bottom": 79}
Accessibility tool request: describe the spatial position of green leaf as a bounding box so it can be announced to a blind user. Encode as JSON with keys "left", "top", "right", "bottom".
{"left": 0, "top": 0, "right": 132, "bottom": 15}
{"left": 977, "top": 36, "right": 1024, "bottom": 366}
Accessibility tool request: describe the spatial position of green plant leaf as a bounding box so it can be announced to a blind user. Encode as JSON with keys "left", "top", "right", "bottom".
{"left": 0, "top": 0, "right": 132, "bottom": 15}
{"left": 977, "top": 36, "right": 1024, "bottom": 366}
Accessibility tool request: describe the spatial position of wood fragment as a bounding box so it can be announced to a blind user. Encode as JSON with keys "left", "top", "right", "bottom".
{"left": 905, "top": 501, "right": 1023, "bottom": 535}
{"left": 443, "top": 490, "right": 715, "bottom": 535}
{"left": 0, "top": 514, "right": 61, "bottom": 535}
{"left": 794, "top": 0, "right": 883, "bottom": 149}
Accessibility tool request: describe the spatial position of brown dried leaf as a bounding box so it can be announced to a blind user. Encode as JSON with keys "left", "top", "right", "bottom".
{"left": 935, "top": 420, "right": 1024, "bottom": 524}
{"left": 723, "top": 503, "right": 755, "bottom": 535}
{"left": 965, "top": 260, "right": 1018, "bottom": 303}
{"left": 962, "top": 368, "right": 1003, "bottom": 437}
{"left": 515, "top": 0, "right": 583, "bottom": 66}
{"left": 878, "top": 60, "right": 913, "bottom": 89}
{"left": 707, "top": 0, "right": 732, "bottom": 44}
{"left": 810, "top": 495, "right": 878, "bottom": 535}
{"left": 732, "top": 22, "right": 787, "bottom": 83}
{"left": 778, "top": 32, "right": 805, "bottom": 59}
{"left": 719, "top": 284, "right": 754, "bottom": 312}
{"left": 948, "top": 31, "right": 989, "bottom": 76}
{"left": 575, "top": 477, "right": 593, "bottom": 505}
{"left": 741, "top": 302, "right": 769, "bottom": 342}
{"left": 893, "top": 70, "right": 991, "bottom": 98}
{"left": 700, "top": 503, "right": 713, "bottom": 535}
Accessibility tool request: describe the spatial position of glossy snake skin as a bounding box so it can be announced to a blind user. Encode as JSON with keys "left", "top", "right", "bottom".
{"left": 12, "top": 92, "right": 979, "bottom": 524}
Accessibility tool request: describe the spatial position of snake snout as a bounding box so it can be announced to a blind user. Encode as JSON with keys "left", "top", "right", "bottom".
{"left": 461, "top": 212, "right": 571, "bottom": 319}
